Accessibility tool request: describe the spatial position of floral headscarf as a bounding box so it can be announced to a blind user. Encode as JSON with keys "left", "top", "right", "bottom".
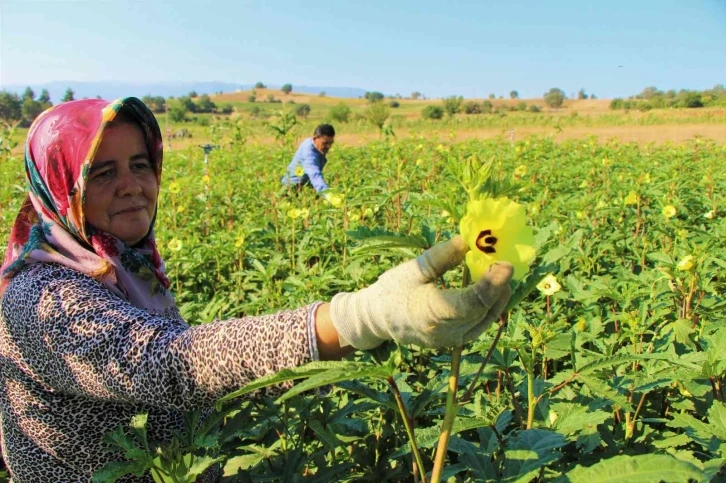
{"left": 0, "top": 97, "right": 175, "bottom": 315}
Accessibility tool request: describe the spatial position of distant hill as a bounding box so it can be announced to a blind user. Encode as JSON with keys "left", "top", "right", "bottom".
{"left": 0, "top": 81, "right": 369, "bottom": 102}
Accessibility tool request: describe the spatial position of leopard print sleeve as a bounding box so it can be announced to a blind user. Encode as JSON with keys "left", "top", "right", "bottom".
{"left": 1, "top": 263, "right": 320, "bottom": 411}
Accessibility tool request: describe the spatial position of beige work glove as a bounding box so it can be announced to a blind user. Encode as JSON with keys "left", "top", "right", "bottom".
{"left": 330, "top": 236, "right": 513, "bottom": 350}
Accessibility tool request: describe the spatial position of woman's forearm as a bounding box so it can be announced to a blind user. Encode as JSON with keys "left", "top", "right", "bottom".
{"left": 314, "top": 303, "right": 356, "bottom": 360}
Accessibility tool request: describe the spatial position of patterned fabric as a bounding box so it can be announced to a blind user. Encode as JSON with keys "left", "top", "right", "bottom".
{"left": 0, "top": 263, "right": 317, "bottom": 481}
{"left": 0, "top": 98, "right": 174, "bottom": 314}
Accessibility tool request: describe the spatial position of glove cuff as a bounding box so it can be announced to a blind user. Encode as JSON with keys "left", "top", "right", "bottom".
{"left": 330, "top": 292, "right": 386, "bottom": 350}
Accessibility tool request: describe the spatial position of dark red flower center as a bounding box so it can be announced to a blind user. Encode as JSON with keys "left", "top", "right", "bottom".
{"left": 475, "top": 229, "right": 498, "bottom": 254}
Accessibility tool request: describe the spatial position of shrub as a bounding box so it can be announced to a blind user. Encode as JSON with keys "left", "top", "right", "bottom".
{"left": 295, "top": 104, "right": 311, "bottom": 119}
{"left": 255, "top": 82, "right": 266, "bottom": 89}
{"left": 364, "top": 102, "right": 390, "bottom": 130}
{"left": 389, "top": 101, "right": 400, "bottom": 108}
{"left": 610, "top": 98, "right": 624, "bottom": 110}
{"left": 421, "top": 105, "right": 444, "bottom": 120}
{"left": 481, "top": 101, "right": 493, "bottom": 114}
{"left": 281, "top": 84, "right": 292, "bottom": 94}
{"left": 329, "top": 103, "right": 351, "bottom": 123}
{"left": 544, "top": 88, "right": 566, "bottom": 109}
{"left": 464, "top": 102, "right": 481, "bottom": 114}
{"left": 442, "top": 96, "right": 463, "bottom": 117}
{"left": 247, "top": 95, "right": 256, "bottom": 103}
{"left": 365, "top": 91, "right": 384, "bottom": 103}
{"left": 528, "top": 104, "right": 541, "bottom": 113}
{"left": 516, "top": 101, "right": 528, "bottom": 112}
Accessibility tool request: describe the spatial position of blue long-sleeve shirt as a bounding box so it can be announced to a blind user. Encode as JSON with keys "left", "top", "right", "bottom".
{"left": 281, "top": 137, "right": 329, "bottom": 193}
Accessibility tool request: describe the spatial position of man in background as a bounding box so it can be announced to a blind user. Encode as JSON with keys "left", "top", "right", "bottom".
{"left": 282, "top": 124, "right": 336, "bottom": 199}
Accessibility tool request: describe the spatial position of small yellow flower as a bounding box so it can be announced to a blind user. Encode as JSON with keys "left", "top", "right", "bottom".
{"left": 295, "top": 165, "right": 305, "bottom": 177}
{"left": 416, "top": 159, "right": 423, "bottom": 166}
{"left": 348, "top": 212, "right": 361, "bottom": 222}
{"left": 325, "top": 193, "right": 344, "bottom": 208}
{"left": 677, "top": 256, "right": 695, "bottom": 271}
{"left": 176, "top": 205, "right": 186, "bottom": 214}
{"left": 436, "top": 144, "right": 446, "bottom": 152}
{"left": 537, "top": 274, "right": 561, "bottom": 296}
{"left": 287, "top": 208, "right": 301, "bottom": 220}
{"left": 575, "top": 317, "right": 587, "bottom": 332}
{"left": 704, "top": 210, "right": 715, "bottom": 219}
{"left": 416, "top": 143, "right": 424, "bottom": 151}
{"left": 167, "top": 239, "right": 183, "bottom": 252}
{"left": 363, "top": 207, "right": 373, "bottom": 218}
{"left": 579, "top": 180, "right": 590, "bottom": 189}
{"left": 662, "top": 205, "right": 677, "bottom": 219}
{"left": 643, "top": 173, "right": 651, "bottom": 184}
{"left": 624, "top": 191, "right": 639, "bottom": 206}
{"left": 168, "top": 181, "right": 181, "bottom": 194}
{"left": 201, "top": 174, "right": 211, "bottom": 184}
{"left": 514, "top": 165, "right": 528, "bottom": 177}
{"left": 299, "top": 208, "right": 310, "bottom": 219}
{"left": 596, "top": 200, "right": 607, "bottom": 209}
{"left": 234, "top": 234, "right": 245, "bottom": 248}
{"left": 601, "top": 158, "right": 611, "bottom": 167}
{"left": 459, "top": 197, "right": 536, "bottom": 281}
{"left": 575, "top": 211, "right": 585, "bottom": 220}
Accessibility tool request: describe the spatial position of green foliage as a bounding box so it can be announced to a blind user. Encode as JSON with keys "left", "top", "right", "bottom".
{"left": 510, "top": 90, "right": 519, "bottom": 99}
{"left": 61, "top": 87, "right": 75, "bottom": 102}
{"left": 294, "top": 103, "right": 311, "bottom": 119}
{"left": 610, "top": 84, "right": 725, "bottom": 110}
{"left": 281, "top": 83, "right": 293, "bottom": 94}
{"left": 421, "top": 105, "right": 444, "bottom": 120}
{"left": 543, "top": 88, "right": 566, "bottom": 109}
{"left": 364, "top": 91, "right": 384, "bottom": 103}
{"left": 411, "top": 91, "right": 422, "bottom": 100}
{"left": 194, "top": 94, "right": 216, "bottom": 113}
{"left": 364, "top": 102, "right": 389, "bottom": 131}
{"left": 329, "top": 103, "right": 351, "bottom": 123}
{"left": 254, "top": 81, "right": 266, "bottom": 89}
{"left": 267, "top": 110, "right": 298, "bottom": 144}
{"left": 577, "top": 88, "right": 588, "bottom": 100}
{"left": 389, "top": 100, "right": 400, "bottom": 108}
{"left": 442, "top": 95, "right": 464, "bottom": 117}
{"left": 464, "top": 101, "right": 481, "bottom": 114}
{"left": 0, "top": 91, "right": 22, "bottom": 123}
{"left": 141, "top": 95, "right": 166, "bottom": 114}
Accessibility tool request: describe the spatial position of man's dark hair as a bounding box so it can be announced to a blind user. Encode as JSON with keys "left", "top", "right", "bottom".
{"left": 313, "top": 124, "right": 335, "bottom": 137}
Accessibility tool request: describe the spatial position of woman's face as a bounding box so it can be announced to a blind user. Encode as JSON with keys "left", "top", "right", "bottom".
{"left": 84, "top": 122, "right": 158, "bottom": 245}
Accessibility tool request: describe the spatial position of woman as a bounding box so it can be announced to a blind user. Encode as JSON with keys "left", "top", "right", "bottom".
{"left": 0, "top": 97, "right": 513, "bottom": 481}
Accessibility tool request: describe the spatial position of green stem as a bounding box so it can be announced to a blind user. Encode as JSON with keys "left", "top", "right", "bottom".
{"left": 461, "top": 315, "right": 507, "bottom": 404}
{"left": 388, "top": 377, "right": 427, "bottom": 483}
{"left": 430, "top": 345, "right": 463, "bottom": 483}
{"left": 526, "top": 347, "right": 537, "bottom": 429}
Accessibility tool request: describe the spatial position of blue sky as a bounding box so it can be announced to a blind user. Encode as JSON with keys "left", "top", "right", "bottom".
{"left": 1, "top": 0, "right": 724, "bottom": 99}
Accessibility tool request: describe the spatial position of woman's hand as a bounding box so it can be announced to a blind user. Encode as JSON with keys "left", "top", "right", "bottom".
{"left": 325, "top": 236, "right": 513, "bottom": 351}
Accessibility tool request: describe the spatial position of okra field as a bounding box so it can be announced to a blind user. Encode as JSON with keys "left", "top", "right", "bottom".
{"left": 1, "top": 115, "right": 725, "bottom": 482}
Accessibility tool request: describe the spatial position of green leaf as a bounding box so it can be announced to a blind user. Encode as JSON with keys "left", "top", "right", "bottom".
{"left": 275, "top": 365, "right": 394, "bottom": 403}
{"left": 92, "top": 460, "right": 150, "bottom": 483}
{"left": 186, "top": 455, "right": 226, "bottom": 480}
{"left": 579, "top": 374, "right": 634, "bottom": 412}
{"left": 553, "top": 454, "right": 704, "bottom": 482}
{"left": 551, "top": 404, "right": 610, "bottom": 436}
{"left": 307, "top": 419, "right": 343, "bottom": 450}
{"left": 391, "top": 417, "right": 493, "bottom": 458}
{"left": 217, "top": 361, "right": 392, "bottom": 405}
